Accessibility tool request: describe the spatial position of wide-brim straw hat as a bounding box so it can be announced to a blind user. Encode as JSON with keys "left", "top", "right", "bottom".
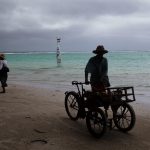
{"left": 93, "top": 45, "right": 108, "bottom": 54}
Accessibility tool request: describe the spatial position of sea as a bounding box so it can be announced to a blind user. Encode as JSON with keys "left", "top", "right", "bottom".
{"left": 4, "top": 51, "right": 150, "bottom": 102}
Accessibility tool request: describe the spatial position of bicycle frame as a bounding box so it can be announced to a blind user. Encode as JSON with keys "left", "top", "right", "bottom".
{"left": 72, "top": 81, "right": 85, "bottom": 99}
{"left": 65, "top": 81, "right": 136, "bottom": 137}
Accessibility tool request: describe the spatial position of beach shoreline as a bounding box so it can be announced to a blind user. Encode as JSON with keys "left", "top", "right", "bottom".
{"left": 0, "top": 83, "right": 150, "bottom": 150}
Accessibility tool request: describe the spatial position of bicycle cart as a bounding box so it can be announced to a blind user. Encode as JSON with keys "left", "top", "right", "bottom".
{"left": 64, "top": 81, "right": 136, "bottom": 138}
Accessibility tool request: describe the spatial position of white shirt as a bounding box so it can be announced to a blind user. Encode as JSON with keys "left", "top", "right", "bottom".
{"left": 0, "top": 60, "right": 8, "bottom": 70}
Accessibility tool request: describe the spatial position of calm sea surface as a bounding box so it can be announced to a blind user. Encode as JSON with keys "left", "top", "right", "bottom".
{"left": 5, "top": 51, "right": 150, "bottom": 96}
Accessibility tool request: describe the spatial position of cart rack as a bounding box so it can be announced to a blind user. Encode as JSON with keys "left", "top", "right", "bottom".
{"left": 107, "top": 86, "right": 136, "bottom": 102}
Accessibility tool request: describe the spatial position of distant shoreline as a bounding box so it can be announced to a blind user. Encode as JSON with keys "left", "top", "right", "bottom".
{"left": 2, "top": 50, "right": 150, "bottom": 54}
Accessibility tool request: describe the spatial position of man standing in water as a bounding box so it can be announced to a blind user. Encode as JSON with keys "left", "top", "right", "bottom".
{"left": 85, "top": 45, "right": 110, "bottom": 92}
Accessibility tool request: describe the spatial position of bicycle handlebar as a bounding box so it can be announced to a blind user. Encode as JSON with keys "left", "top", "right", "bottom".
{"left": 72, "top": 81, "right": 84, "bottom": 85}
{"left": 72, "top": 81, "right": 90, "bottom": 85}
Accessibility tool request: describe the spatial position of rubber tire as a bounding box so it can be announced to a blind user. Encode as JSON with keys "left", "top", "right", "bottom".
{"left": 86, "top": 108, "right": 107, "bottom": 138}
{"left": 65, "top": 91, "right": 80, "bottom": 121}
{"left": 113, "top": 103, "right": 136, "bottom": 132}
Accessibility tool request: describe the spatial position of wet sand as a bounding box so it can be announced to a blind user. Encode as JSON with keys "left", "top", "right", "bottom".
{"left": 0, "top": 84, "right": 150, "bottom": 150}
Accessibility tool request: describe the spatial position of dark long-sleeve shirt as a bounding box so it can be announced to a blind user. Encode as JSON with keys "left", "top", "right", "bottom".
{"left": 85, "top": 55, "right": 110, "bottom": 87}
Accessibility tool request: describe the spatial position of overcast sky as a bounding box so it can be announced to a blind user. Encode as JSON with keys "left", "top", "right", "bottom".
{"left": 0, "top": 0, "right": 150, "bottom": 52}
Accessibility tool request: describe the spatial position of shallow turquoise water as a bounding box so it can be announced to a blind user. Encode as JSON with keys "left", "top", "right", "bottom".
{"left": 5, "top": 51, "right": 150, "bottom": 92}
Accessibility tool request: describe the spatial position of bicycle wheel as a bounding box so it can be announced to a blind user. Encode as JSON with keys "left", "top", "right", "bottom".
{"left": 113, "top": 103, "right": 136, "bottom": 132}
{"left": 65, "top": 91, "right": 80, "bottom": 121}
{"left": 86, "top": 108, "right": 107, "bottom": 138}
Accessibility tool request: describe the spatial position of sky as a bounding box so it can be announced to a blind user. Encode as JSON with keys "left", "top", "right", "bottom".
{"left": 0, "top": 0, "right": 150, "bottom": 52}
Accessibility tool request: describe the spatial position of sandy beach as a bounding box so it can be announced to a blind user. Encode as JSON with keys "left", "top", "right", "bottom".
{"left": 0, "top": 84, "right": 150, "bottom": 150}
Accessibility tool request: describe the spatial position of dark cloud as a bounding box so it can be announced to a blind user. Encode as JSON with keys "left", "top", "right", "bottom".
{"left": 0, "top": 0, "right": 17, "bottom": 14}
{"left": 0, "top": 0, "right": 150, "bottom": 52}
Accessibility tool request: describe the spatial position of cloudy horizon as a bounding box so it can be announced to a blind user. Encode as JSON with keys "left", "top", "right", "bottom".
{"left": 1, "top": 0, "right": 150, "bottom": 52}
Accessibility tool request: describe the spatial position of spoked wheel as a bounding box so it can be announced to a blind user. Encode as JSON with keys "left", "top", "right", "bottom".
{"left": 86, "top": 108, "right": 107, "bottom": 138}
{"left": 113, "top": 103, "right": 136, "bottom": 132}
{"left": 65, "top": 92, "right": 80, "bottom": 121}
